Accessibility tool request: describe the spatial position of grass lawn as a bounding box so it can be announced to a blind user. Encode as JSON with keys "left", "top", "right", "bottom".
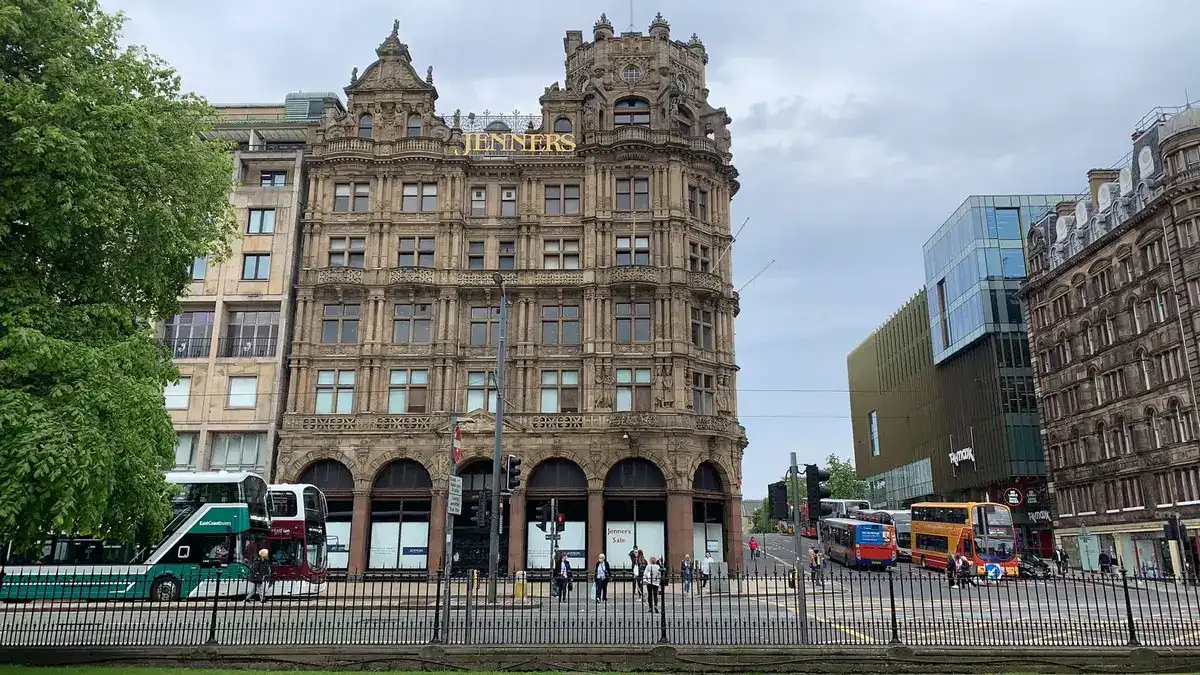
{"left": 0, "top": 670, "right": 611, "bottom": 675}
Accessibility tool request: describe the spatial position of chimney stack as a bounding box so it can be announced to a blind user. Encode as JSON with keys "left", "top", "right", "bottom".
{"left": 1087, "top": 169, "right": 1120, "bottom": 206}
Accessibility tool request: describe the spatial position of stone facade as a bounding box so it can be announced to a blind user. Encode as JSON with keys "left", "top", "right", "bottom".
{"left": 1022, "top": 107, "right": 1200, "bottom": 575}
{"left": 276, "top": 16, "right": 747, "bottom": 576}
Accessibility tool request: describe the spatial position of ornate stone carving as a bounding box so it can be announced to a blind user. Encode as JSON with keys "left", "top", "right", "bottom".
{"left": 529, "top": 415, "right": 586, "bottom": 430}
{"left": 689, "top": 271, "right": 723, "bottom": 293}
{"left": 614, "top": 343, "right": 652, "bottom": 355}
{"left": 607, "top": 266, "right": 658, "bottom": 285}
{"left": 288, "top": 416, "right": 361, "bottom": 432}
{"left": 612, "top": 412, "right": 661, "bottom": 428}
{"left": 375, "top": 415, "right": 435, "bottom": 432}
{"left": 389, "top": 268, "right": 436, "bottom": 285}
{"left": 317, "top": 267, "right": 365, "bottom": 285}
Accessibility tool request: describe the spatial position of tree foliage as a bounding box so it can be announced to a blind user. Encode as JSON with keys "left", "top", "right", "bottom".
{"left": 748, "top": 454, "right": 869, "bottom": 533}
{"left": 0, "top": 0, "right": 236, "bottom": 550}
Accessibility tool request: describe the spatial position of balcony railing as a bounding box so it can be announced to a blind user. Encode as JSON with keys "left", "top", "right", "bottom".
{"left": 218, "top": 336, "right": 279, "bottom": 358}
{"left": 160, "top": 337, "right": 212, "bottom": 359}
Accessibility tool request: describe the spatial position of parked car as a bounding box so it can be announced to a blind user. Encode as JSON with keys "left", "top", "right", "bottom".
{"left": 1018, "top": 552, "right": 1053, "bottom": 579}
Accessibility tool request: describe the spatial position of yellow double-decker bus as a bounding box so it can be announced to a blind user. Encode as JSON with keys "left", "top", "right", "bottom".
{"left": 910, "top": 501, "right": 1018, "bottom": 577}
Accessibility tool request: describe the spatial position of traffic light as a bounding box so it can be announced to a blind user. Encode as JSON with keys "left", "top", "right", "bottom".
{"left": 767, "top": 481, "right": 789, "bottom": 520}
{"left": 805, "top": 464, "right": 832, "bottom": 522}
{"left": 1165, "top": 514, "right": 1188, "bottom": 541}
{"left": 556, "top": 513, "right": 566, "bottom": 531}
{"left": 471, "top": 491, "right": 490, "bottom": 527}
{"left": 534, "top": 502, "right": 552, "bottom": 533}
{"left": 506, "top": 454, "right": 522, "bottom": 491}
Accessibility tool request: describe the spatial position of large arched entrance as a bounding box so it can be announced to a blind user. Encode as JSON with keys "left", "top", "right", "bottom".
{"left": 453, "top": 458, "right": 510, "bottom": 574}
{"left": 692, "top": 462, "right": 727, "bottom": 564}
{"left": 604, "top": 458, "right": 668, "bottom": 569}
{"left": 525, "top": 458, "right": 588, "bottom": 571}
{"left": 298, "top": 459, "right": 355, "bottom": 570}
{"left": 368, "top": 459, "right": 432, "bottom": 573}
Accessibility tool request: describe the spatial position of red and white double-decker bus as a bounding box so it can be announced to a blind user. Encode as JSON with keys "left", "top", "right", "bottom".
{"left": 267, "top": 483, "right": 329, "bottom": 596}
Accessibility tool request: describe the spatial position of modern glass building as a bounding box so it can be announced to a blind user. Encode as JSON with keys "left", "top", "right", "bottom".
{"left": 923, "top": 195, "right": 1079, "bottom": 364}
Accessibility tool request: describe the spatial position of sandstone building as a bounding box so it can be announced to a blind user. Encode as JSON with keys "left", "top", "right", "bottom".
{"left": 273, "top": 15, "right": 747, "bottom": 576}
{"left": 1022, "top": 107, "right": 1200, "bottom": 576}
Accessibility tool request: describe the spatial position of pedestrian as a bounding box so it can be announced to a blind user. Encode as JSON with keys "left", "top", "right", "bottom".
{"left": 700, "top": 551, "right": 713, "bottom": 591}
{"left": 749, "top": 536, "right": 759, "bottom": 560}
{"left": 633, "top": 549, "right": 647, "bottom": 598}
{"left": 946, "top": 554, "right": 957, "bottom": 590}
{"left": 1098, "top": 550, "right": 1112, "bottom": 575}
{"left": 246, "top": 548, "right": 271, "bottom": 603}
{"left": 594, "top": 554, "right": 610, "bottom": 602}
{"left": 555, "top": 551, "right": 572, "bottom": 603}
{"left": 681, "top": 554, "right": 693, "bottom": 595}
{"left": 957, "top": 554, "right": 976, "bottom": 587}
{"left": 807, "top": 546, "right": 824, "bottom": 584}
{"left": 1053, "top": 547, "right": 1069, "bottom": 576}
{"left": 644, "top": 555, "right": 662, "bottom": 613}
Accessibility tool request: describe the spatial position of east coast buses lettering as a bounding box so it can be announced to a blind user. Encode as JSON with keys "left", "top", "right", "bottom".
{"left": 455, "top": 132, "right": 577, "bottom": 156}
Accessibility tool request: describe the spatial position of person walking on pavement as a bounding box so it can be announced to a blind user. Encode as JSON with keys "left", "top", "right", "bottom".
{"left": 644, "top": 556, "right": 662, "bottom": 613}
{"left": 246, "top": 548, "right": 271, "bottom": 603}
{"left": 749, "top": 536, "right": 759, "bottom": 560}
{"left": 555, "top": 551, "right": 572, "bottom": 603}
{"left": 807, "top": 545, "right": 824, "bottom": 584}
{"left": 1053, "top": 547, "right": 1069, "bottom": 576}
{"left": 633, "top": 549, "right": 647, "bottom": 598}
{"left": 680, "top": 554, "right": 693, "bottom": 595}
{"left": 699, "top": 551, "right": 713, "bottom": 591}
{"left": 946, "top": 553, "right": 958, "bottom": 590}
{"left": 594, "top": 554, "right": 610, "bottom": 602}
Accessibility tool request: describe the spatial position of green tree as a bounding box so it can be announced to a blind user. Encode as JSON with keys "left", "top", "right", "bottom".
{"left": 0, "top": 0, "right": 236, "bottom": 550}
{"left": 825, "top": 454, "right": 868, "bottom": 500}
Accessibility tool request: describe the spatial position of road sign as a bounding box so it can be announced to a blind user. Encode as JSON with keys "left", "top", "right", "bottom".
{"left": 451, "top": 424, "right": 463, "bottom": 464}
{"left": 447, "top": 475, "right": 463, "bottom": 516}
{"left": 985, "top": 563, "right": 1002, "bottom": 580}
{"left": 1003, "top": 488, "right": 1023, "bottom": 506}
{"left": 545, "top": 534, "right": 561, "bottom": 541}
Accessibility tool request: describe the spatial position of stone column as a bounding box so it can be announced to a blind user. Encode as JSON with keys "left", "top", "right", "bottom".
{"left": 507, "top": 490, "right": 527, "bottom": 574}
{"left": 726, "top": 494, "right": 744, "bottom": 574}
{"left": 347, "top": 489, "right": 371, "bottom": 576}
{"left": 427, "top": 489, "right": 447, "bottom": 575}
{"left": 666, "top": 490, "right": 693, "bottom": 566}
{"left": 588, "top": 489, "right": 605, "bottom": 563}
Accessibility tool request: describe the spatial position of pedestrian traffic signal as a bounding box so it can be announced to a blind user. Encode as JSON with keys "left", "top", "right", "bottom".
{"left": 471, "top": 491, "right": 490, "bottom": 527}
{"left": 768, "top": 481, "right": 789, "bottom": 520}
{"left": 534, "top": 502, "right": 552, "bottom": 532}
{"left": 805, "top": 464, "right": 833, "bottom": 521}
{"left": 1165, "top": 513, "right": 1188, "bottom": 541}
{"left": 505, "top": 454, "right": 522, "bottom": 491}
{"left": 556, "top": 513, "right": 566, "bottom": 529}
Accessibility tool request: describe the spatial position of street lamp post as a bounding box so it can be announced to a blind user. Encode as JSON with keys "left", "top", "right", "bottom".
{"left": 487, "top": 273, "right": 508, "bottom": 603}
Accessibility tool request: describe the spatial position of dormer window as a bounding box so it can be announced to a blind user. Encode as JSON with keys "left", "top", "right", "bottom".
{"left": 553, "top": 117, "right": 573, "bottom": 134}
{"left": 614, "top": 98, "right": 650, "bottom": 127}
{"left": 358, "top": 114, "right": 373, "bottom": 140}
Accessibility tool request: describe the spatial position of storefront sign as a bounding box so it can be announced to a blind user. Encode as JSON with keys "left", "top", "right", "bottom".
{"left": 1029, "top": 510, "right": 1052, "bottom": 522}
{"left": 455, "top": 132, "right": 577, "bottom": 156}
{"left": 949, "top": 447, "right": 975, "bottom": 466}
{"left": 1025, "top": 488, "right": 1039, "bottom": 505}
{"left": 1003, "top": 488, "right": 1023, "bottom": 506}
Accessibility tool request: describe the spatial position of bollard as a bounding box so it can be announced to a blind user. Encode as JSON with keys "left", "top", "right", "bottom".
{"left": 514, "top": 570, "right": 526, "bottom": 600}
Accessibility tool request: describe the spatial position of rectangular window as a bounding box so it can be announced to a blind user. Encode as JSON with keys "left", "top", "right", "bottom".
{"left": 539, "top": 370, "right": 580, "bottom": 413}
{"left": 688, "top": 242, "right": 711, "bottom": 273}
{"left": 387, "top": 369, "right": 429, "bottom": 413}
{"left": 692, "top": 371, "right": 715, "bottom": 415}
{"left": 1142, "top": 239, "right": 1163, "bottom": 269}
{"left": 223, "top": 309, "right": 280, "bottom": 357}
{"left": 616, "top": 178, "right": 649, "bottom": 211}
{"left": 260, "top": 171, "right": 287, "bottom": 187}
{"left": 164, "top": 377, "right": 191, "bottom": 410}
{"left": 467, "top": 371, "right": 497, "bottom": 413}
{"left": 868, "top": 411, "right": 881, "bottom": 456}
{"left": 334, "top": 182, "right": 370, "bottom": 212}
{"left": 1092, "top": 268, "right": 1112, "bottom": 297}
{"left": 393, "top": 303, "right": 432, "bottom": 344}
{"left": 690, "top": 307, "right": 714, "bottom": 349}
{"left": 615, "top": 301, "right": 652, "bottom": 343}
{"left": 615, "top": 236, "right": 650, "bottom": 266}
{"left": 699, "top": 189, "right": 709, "bottom": 222}
{"left": 210, "top": 433, "right": 263, "bottom": 470}
{"left": 1158, "top": 347, "right": 1184, "bottom": 381}
{"left": 541, "top": 305, "right": 581, "bottom": 345}
{"left": 227, "top": 376, "right": 258, "bottom": 409}
{"left": 398, "top": 236, "right": 435, "bottom": 268}
{"left": 616, "top": 367, "right": 652, "bottom": 412}
{"left": 188, "top": 257, "right": 207, "bottom": 281}
{"left": 544, "top": 184, "right": 581, "bottom": 215}
{"left": 247, "top": 208, "right": 276, "bottom": 234}
{"left": 402, "top": 182, "right": 438, "bottom": 212}
{"left": 467, "top": 241, "right": 485, "bottom": 270}
{"left": 315, "top": 370, "right": 356, "bottom": 414}
{"left": 500, "top": 188, "right": 517, "bottom": 217}
{"left": 162, "top": 311, "right": 215, "bottom": 359}
{"left": 470, "top": 187, "right": 486, "bottom": 216}
{"left": 498, "top": 240, "right": 516, "bottom": 270}
{"left": 688, "top": 187, "right": 710, "bottom": 221}
{"left": 241, "top": 254, "right": 270, "bottom": 280}
{"left": 469, "top": 305, "right": 501, "bottom": 346}
{"left": 328, "top": 236, "right": 366, "bottom": 268}
{"left": 174, "top": 433, "right": 196, "bottom": 469}
{"left": 321, "top": 303, "right": 360, "bottom": 344}
{"left": 543, "top": 239, "right": 580, "bottom": 270}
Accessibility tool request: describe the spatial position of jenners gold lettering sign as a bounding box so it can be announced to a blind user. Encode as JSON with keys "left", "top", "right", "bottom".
{"left": 455, "top": 132, "right": 577, "bottom": 156}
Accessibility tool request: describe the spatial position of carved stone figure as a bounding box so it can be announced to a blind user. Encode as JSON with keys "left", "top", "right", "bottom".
{"left": 452, "top": 109, "right": 461, "bottom": 128}
{"left": 350, "top": 67, "right": 358, "bottom": 84}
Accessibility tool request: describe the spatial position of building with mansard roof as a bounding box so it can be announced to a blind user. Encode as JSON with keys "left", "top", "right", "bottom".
{"left": 274, "top": 15, "right": 747, "bottom": 576}
{"left": 1021, "top": 106, "right": 1200, "bottom": 576}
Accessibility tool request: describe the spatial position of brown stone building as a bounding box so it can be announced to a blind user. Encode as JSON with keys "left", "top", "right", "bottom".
{"left": 1022, "top": 106, "right": 1200, "bottom": 576}
{"left": 274, "top": 15, "right": 747, "bottom": 576}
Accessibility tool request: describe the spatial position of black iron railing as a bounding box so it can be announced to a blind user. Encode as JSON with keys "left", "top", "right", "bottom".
{"left": 0, "top": 567, "right": 1197, "bottom": 648}
{"left": 159, "top": 337, "right": 212, "bottom": 359}
{"left": 217, "top": 336, "right": 278, "bottom": 358}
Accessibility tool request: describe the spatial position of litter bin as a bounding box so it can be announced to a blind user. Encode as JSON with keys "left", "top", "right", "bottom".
{"left": 514, "top": 570, "right": 527, "bottom": 599}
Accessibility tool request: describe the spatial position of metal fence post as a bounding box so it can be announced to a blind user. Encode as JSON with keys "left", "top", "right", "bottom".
{"left": 205, "top": 567, "right": 224, "bottom": 646}
{"left": 658, "top": 576, "right": 669, "bottom": 644}
{"left": 796, "top": 563, "right": 810, "bottom": 645}
{"left": 887, "top": 567, "right": 901, "bottom": 645}
{"left": 1121, "top": 568, "right": 1140, "bottom": 647}
{"left": 430, "top": 570, "right": 443, "bottom": 644}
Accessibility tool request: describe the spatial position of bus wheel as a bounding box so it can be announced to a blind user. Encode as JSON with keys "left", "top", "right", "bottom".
{"left": 150, "top": 576, "right": 181, "bottom": 602}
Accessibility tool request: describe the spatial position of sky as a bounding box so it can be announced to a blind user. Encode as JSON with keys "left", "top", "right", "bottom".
{"left": 99, "top": 0, "right": 1200, "bottom": 499}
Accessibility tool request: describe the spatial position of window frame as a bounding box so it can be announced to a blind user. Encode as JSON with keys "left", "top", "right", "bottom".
{"left": 401, "top": 182, "right": 438, "bottom": 213}
{"left": 321, "top": 303, "right": 361, "bottom": 344}
{"left": 615, "top": 367, "right": 652, "bottom": 412}
{"left": 241, "top": 253, "right": 270, "bottom": 281}
{"left": 328, "top": 236, "right": 367, "bottom": 268}
{"left": 469, "top": 305, "right": 502, "bottom": 347}
{"left": 544, "top": 184, "right": 581, "bottom": 215}
{"left": 392, "top": 302, "right": 432, "bottom": 344}
{"left": 690, "top": 306, "right": 714, "bottom": 349}
{"left": 615, "top": 301, "right": 652, "bottom": 343}
{"left": 165, "top": 377, "right": 191, "bottom": 410}
{"left": 539, "top": 369, "right": 581, "bottom": 414}
{"left": 226, "top": 375, "right": 258, "bottom": 409}
{"left": 387, "top": 368, "right": 429, "bottom": 414}
{"left": 398, "top": 236, "right": 436, "bottom": 268}
{"left": 540, "top": 304, "right": 581, "bottom": 345}
{"left": 688, "top": 242, "right": 711, "bottom": 273}
{"left": 691, "top": 371, "right": 715, "bottom": 415}
{"left": 543, "top": 238, "right": 580, "bottom": 270}
{"left": 616, "top": 177, "right": 650, "bottom": 211}
{"left": 615, "top": 235, "right": 651, "bottom": 266}
{"left": 315, "top": 369, "right": 356, "bottom": 415}
{"left": 247, "top": 208, "right": 276, "bottom": 234}
{"left": 466, "top": 370, "right": 498, "bottom": 413}
{"left": 333, "top": 182, "right": 371, "bottom": 213}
